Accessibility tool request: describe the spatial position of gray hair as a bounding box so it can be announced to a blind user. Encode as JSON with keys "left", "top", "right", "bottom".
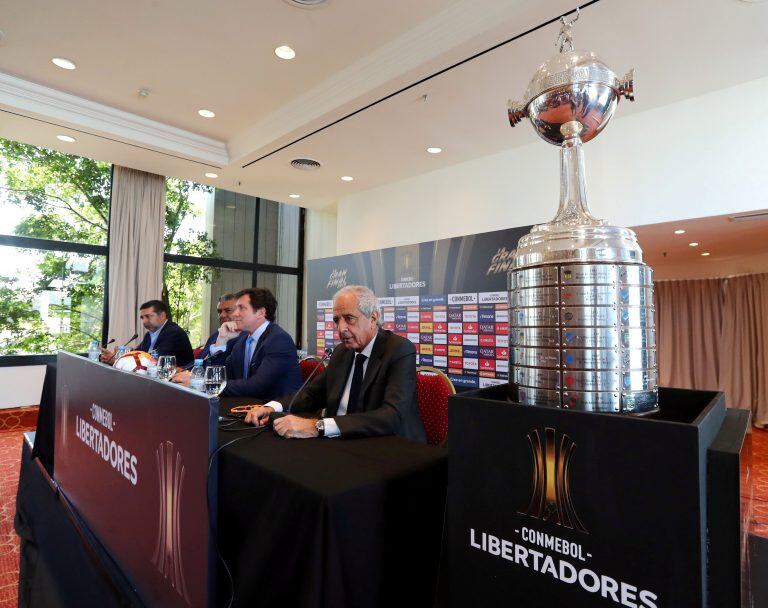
{"left": 333, "top": 285, "right": 384, "bottom": 327}
{"left": 218, "top": 293, "right": 237, "bottom": 303}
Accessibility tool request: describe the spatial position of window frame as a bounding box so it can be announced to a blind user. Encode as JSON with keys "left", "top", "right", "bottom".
{"left": 0, "top": 173, "right": 305, "bottom": 364}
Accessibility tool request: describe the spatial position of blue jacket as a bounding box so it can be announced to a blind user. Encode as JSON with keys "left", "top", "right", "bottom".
{"left": 138, "top": 321, "right": 194, "bottom": 368}
{"left": 222, "top": 322, "right": 302, "bottom": 400}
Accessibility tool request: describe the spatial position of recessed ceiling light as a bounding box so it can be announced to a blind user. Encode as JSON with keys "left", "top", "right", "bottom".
{"left": 275, "top": 45, "right": 296, "bottom": 60}
{"left": 52, "top": 57, "right": 76, "bottom": 70}
{"left": 56, "top": 135, "right": 76, "bottom": 143}
{"left": 340, "top": 176, "right": 354, "bottom": 182}
{"left": 289, "top": 194, "right": 301, "bottom": 199}
{"left": 674, "top": 229, "right": 686, "bottom": 235}
{"left": 204, "top": 172, "right": 219, "bottom": 178}
{"left": 198, "top": 109, "right": 216, "bottom": 118}
{"left": 427, "top": 147, "right": 442, "bottom": 154}
{"left": 701, "top": 252, "right": 711, "bottom": 256}
{"left": 689, "top": 242, "right": 699, "bottom": 247}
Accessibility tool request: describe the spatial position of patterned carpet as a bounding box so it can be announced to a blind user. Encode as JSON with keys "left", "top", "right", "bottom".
{"left": 0, "top": 407, "right": 761, "bottom": 606}
{"left": 0, "top": 407, "right": 38, "bottom": 608}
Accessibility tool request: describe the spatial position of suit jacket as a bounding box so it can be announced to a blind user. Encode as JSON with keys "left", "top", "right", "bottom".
{"left": 285, "top": 329, "right": 426, "bottom": 442}
{"left": 138, "top": 321, "right": 194, "bottom": 368}
{"left": 222, "top": 322, "right": 302, "bottom": 400}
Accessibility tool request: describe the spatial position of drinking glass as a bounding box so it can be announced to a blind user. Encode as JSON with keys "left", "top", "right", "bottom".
{"left": 204, "top": 366, "right": 227, "bottom": 396}
{"left": 157, "top": 356, "right": 177, "bottom": 381}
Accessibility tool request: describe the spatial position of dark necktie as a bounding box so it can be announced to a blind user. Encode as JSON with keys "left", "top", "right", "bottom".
{"left": 346, "top": 354, "right": 367, "bottom": 414}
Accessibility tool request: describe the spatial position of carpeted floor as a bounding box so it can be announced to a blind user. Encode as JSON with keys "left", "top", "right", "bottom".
{"left": 0, "top": 408, "right": 762, "bottom": 607}
{"left": 0, "top": 407, "right": 38, "bottom": 608}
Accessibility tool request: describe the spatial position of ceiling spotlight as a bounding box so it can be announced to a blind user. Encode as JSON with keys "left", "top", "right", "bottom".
{"left": 701, "top": 252, "right": 711, "bottom": 256}
{"left": 427, "top": 147, "right": 442, "bottom": 154}
{"left": 138, "top": 88, "right": 150, "bottom": 98}
{"left": 275, "top": 45, "right": 296, "bottom": 60}
{"left": 289, "top": 194, "right": 301, "bottom": 199}
{"left": 673, "top": 229, "right": 686, "bottom": 235}
{"left": 56, "top": 135, "right": 76, "bottom": 143}
{"left": 340, "top": 176, "right": 354, "bottom": 182}
{"left": 205, "top": 172, "right": 219, "bottom": 179}
{"left": 52, "top": 57, "right": 76, "bottom": 70}
{"left": 689, "top": 242, "right": 699, "bottom": 247}
{"left": 198, "top": 109, "right": 216, "bottom": 118}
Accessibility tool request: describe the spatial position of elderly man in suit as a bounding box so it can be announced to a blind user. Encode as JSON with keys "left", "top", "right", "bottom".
{"left": 245, "top": 285, "right": 426, "bottom": 442}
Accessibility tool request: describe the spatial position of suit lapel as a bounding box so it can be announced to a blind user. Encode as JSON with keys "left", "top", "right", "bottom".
{"left": 358, "top": 330, "right": 386, "bottom": 408}
{"left": 327, "top": 348, "right": 354, "bottom": 416}
{"left": 247, "top": 323, "right": 273, "bottom": 375}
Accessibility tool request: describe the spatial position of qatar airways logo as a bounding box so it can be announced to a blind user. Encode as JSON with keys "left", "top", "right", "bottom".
{"left": 327, "top": 268, "right": 348, "bottom": 289}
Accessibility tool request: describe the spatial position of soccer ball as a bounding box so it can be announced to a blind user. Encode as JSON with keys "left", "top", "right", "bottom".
{"left": 114, "top": 350, "right": 156, "bottom": 374}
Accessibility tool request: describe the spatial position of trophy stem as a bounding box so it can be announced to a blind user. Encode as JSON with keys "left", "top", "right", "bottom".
{"left": 553, "top": 136, "right": 602, "bottom": 226}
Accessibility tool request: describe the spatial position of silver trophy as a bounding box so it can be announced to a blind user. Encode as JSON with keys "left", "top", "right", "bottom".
{"left": 506, "top": 10, "right": 658, "bottom": 414}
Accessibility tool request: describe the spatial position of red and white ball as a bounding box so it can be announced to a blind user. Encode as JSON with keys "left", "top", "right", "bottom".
{"left": 114, "top": 350, "right": 156, "bottom": 375}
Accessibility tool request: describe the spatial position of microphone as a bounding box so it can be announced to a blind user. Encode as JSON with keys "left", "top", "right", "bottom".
{"left": 268, "top": 347, "right": 333, "bottom": 424}
{"left": 123, "top": 333, "right": 139, "bottom": 348}
{"left": 105, "top": 338, "right": 116, "bottom": 347}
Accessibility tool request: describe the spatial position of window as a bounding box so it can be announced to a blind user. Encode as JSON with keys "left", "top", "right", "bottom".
{"left": 0, "top": 137, "right": 305, "bottom": 361}
{"left": 0, "top": 138, "right": 110, "bottom": 357}
{"left": 163, "top": 179, "right": 304, "bottom": 349}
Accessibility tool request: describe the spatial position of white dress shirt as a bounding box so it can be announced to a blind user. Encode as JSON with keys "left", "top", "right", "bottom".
{"left": 266, "top": 333, "right": 377, "bottom": 438}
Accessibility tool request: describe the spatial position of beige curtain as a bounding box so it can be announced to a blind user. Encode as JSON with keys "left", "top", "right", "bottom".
{"left": 719, "top": 274, "right": 768, "bottom": 426}
{"left": 655, "top": 273, "right": 768, "bottom": 426}
{"left": 107, "top": 166, "right": 166, "bottom": 345}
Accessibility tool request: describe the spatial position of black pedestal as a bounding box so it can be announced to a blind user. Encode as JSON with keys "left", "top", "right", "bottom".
{"left": 442, "top": 386, "right": 743, "bottom": 608}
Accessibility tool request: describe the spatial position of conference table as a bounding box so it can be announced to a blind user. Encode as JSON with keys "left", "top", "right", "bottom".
{"left": 216, "top": 398, "right": 447, "bottom": 608}
{"left": 16, "top": 363, "right": 448, "bottom": 608}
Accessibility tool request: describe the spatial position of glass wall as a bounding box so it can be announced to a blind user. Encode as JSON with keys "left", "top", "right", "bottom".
{"left": 0, "top": 136, "right": 305, "bottom": 360}
{"left": 0, "top": 138, "right": 110, "bottom": 355}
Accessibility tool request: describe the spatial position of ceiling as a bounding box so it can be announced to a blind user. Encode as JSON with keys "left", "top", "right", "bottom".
{"left": 1, "top": 0, "right": 767, "bottom": 211}
{"left": 633, "top": 210, "right": 768, "bottom": 279}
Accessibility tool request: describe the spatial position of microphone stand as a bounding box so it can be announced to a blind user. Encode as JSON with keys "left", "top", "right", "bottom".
{"left": 269, "top": 348, "right": 332, "bottom": 424}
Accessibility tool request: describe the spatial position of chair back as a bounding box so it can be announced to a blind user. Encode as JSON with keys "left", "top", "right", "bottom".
{"left": 299, "top": 357, "right": 326, "bottom": 382}
{"left": 415, "top": 366, "right": 455, "bottom": 446}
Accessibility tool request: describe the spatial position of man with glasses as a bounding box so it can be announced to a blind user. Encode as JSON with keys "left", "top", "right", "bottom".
{"left": 245, "top": 285, "right": 426, "bottom": 442}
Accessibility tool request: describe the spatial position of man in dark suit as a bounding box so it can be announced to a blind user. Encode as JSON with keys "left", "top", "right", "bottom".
{"left": 245, "top": 285, "right": 426, "bottom": 442}
{"left": 176, "top": 288, "right": 301, "bottom": 400}
{"left": 197, "top": 293, "right": 238, "bottom": 365}
{"left": 136, "top": 300, "right": 194, "bottom": 367}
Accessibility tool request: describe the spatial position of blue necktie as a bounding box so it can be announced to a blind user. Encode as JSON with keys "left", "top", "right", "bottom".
{"left": 243, "top": 336, "right": 255, "bottom": 379}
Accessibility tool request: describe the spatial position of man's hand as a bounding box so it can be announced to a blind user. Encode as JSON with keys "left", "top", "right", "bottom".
{"left": 244, "top": 405, "right": 275, "bottom": 426}
{"left": 273, "top": 415, "right": 319, "bottom": 439}
{"left": 100, "top": 347, "right": 116, "bottom": 364}
{"left": 172, "top": 370, "right": 191, "bottom": 386}
{"left": 215, "top": 321, "right": 240, "bottom": 346}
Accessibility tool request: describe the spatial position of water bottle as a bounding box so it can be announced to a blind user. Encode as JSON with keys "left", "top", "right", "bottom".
{"left": 190, "top": 359, "right": 205, "bottom": 391}
{"left": 88, "top": 339, "right": 100, "bottom": 362}
{"left": 116, "top": 345, "right": 127, "bottom": 363}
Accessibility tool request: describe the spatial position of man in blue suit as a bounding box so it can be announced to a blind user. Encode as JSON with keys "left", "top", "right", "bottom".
{"left": 175, "top": 288, "right": 301, "bottom": 400}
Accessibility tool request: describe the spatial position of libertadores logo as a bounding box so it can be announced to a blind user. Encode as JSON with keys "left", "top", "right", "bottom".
{"left": 519, "top": 427, "right": 587, "bottom": 533}
{"left": 152, "top": 441, "right": 191, "bottom": 604}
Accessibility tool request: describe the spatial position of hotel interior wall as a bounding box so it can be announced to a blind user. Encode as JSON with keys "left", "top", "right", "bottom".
{"left": 335, "top": 76, "right": 768, "bottom": 255}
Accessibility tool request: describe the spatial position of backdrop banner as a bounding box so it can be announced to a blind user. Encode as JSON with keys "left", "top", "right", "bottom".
{"left": 306, "top": 225, "right": 532, "bottom": 389}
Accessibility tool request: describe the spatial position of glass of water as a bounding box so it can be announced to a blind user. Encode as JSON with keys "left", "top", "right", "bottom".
{"left": 204, "top": 366, "right": 227, "bottom": 396}
{"left": 157, "top": 355, "right": 177, "bottom": 381}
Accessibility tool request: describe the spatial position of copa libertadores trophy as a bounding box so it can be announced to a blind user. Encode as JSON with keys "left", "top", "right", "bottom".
{"left": 507, "top": 11, "right": 658, "bottom": 414}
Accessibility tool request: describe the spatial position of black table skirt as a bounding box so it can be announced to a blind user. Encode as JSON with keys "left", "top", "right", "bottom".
{"left": 216, "top": 413, "right": 447, "bottom": 608}
{"left": 16, "top": 396, "right": 448, "bottom": 608}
